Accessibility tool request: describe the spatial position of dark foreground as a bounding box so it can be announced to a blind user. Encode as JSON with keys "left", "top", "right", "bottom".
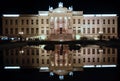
{"left": 0, "top": 68, "right": 119, "bottom": 81}
{"left": 1, "top": 40, "right": 120, "bottom": 49}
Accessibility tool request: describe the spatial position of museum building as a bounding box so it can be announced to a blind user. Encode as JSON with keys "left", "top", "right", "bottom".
{"left": 2, "top": 2, "right": 118, "bottom": 41}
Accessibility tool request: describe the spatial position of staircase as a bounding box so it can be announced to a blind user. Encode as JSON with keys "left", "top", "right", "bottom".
{"left": 49, "top": 33, "right": 73, "bottom": 41}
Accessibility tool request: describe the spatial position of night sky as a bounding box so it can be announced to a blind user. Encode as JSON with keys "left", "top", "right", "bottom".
{"left": 0, "top": 0, "right": 120, "bottom": 34}
{"left": 0, "top": 0, "right": 119, "bottom": 14}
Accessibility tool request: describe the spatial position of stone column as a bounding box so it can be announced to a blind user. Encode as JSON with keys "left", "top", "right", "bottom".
{"left": 64, "top": 17, "right": 67, "bottom": 30}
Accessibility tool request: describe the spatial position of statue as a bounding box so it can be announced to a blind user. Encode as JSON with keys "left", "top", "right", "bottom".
{"left": 58, "top": 2, "right": 63, "bottom": 8}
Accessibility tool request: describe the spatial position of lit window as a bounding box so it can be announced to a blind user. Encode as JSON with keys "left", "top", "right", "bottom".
{"left": 36, "top": 49, "right": 39, "bottom": 55}
{"left": 78, "top": 30, "right": 81, "bottom": 33}
{"left": 108, "top": 19, "right": 110, "bottom": 24}
{"left": 5, "top": 19, "right": 8, "bottom": 25}
{"left": 83, "top": 58, "right": 85, "bottom": 62}
{"left": 88, "top": 58, "right": 90, "bottom": 62}
{"left": 26, "top": 20, "right": 29, "bottom": 24}
{"left": 112, "top": 57, "right": 115, "bottom": 62}
{"left": 92, "top": 28, "right": 95, "bottom": 33}
{"left": 31, "top": 49, "right": 34, "bottom": 55}
{"left": 112, "top": 27, "right": 115, "bottom": 33}
{"left": 97, "top": 28, "right": 100, "bottom": 33}
{"left": 21, "top": 19, "right": 24, "bottom": 25}
{"left": 5, "top": 28, "right": 8, "bottom": 34}
{"left": 83, "top": 19, "right": 85, "bottom": 24}
{"left": 103, "top": 19, "right": 105, "bottom": 24}
{"left": 37, "top": 58, "right": 39, "bottom": 63}
{"left": 97, "top": 58, "right": 99, "bottom": 62}
{"left": 103, "top": 49, "right": 105, "bottom": 54}
{"left": 73, "top": 59, "right": 76, "bottom": 63}
{"left": 112, "top": 48, "right": 115, "bottom": 54}
{"left": 92, "top": 20, "right": 95, "bottom": 24}
{"left": 83, "top": 49, "right": 85, "bottom": 54}
{"left": 10, "top": 20, "right": 13, "bottom": 25}
{"left": 108, "top": 28, "right": 110, "bottom": 33}
{"left": 83, "top": 28, "right": 85, "bottom": 33}
{"left": 92, "top": 49, "right": 95, "bottom": 54}
{"left": 47, "top": 59, "right": 49, "bottom": 64}
{"left": 15, "top": 28, "right": 18, "bottom": 34}
{"left": 26, "top": 49, "right": 30, "bottom": 55}
{"left": 32, "top": 58, "right": 34, "bottom": 64}
{"left": 41, "top": 30, "right": 44, "bottom": 34}
{"left": 73, "top": 19, "right": 75, "bottom": 24}
{"left": 88, "top": 28, "right": 90, "bottom": 34}
{"left": 36, "top": 19, "right": 38, "bottom": 25}
{"left": 97, "top": 19, "right": 99, "bottom": 24}
{"left": 31, "top": 20, "right": 33, "bottom": 24}
{"left": 88, "top": 49, "right": 90, "bottom": 54}
{"left": 31, "top": 28, "right": 34, "bottom": 34}
{"left": 15, "top": 19, "right": 18, "bottom": 25}
{"left": 42, "top": 59, "right": 44, "bottom": 64}
{"left": 108, "top": 57, "right": 110, "bottom": 62}
{"left": 103, "top": 28, "right": 105, "bottom": 33}
{"left": 113, "top": 19, "right": 115, "bottom": 24}
{"left": 41, "top": 19, "right": 44, "bottom": 24}
{"left": 10, "top": 28, "right": 13, "bottom": 34}
{"left": 26, "top": 28, "right": 29, "bottom": 34}
{"left": 21, "top": 28, "right": 24, "bottom": 32}
{"left": 46, "top": 19, "right": 49, "bottom": 24}
{"left": 78, "top": 19, "right": 80, "bottom": 24}
{"left": 46, "top": 30, "right": 49, "bottom": 34}
{"left": 78, "top": 59, "right": 80, "bottom": 63}
{"left": 36, "top": 28, "right": 39, "bottom": 34}
{"left": 88, "top": 20, "right": 90, "bottom": 24}
{"left": 97, "top": 49, "right": 99, "bottom": 54}
{"left": 103, "top": 57, "right": 105, "bottom": 62}
{"left": 107, "top": 48, "right": 110, "bottom": 54}
{"left": 93, "top": 58, "right": 95, "bottom": 62}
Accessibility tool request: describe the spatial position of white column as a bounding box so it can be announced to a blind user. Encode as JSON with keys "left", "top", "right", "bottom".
{"left": 64, "top": 17, "right": 67, "bottom": 30}
{"left": 59, "top": 17, "right": 63, "bottom": 28}
{"left": 54, "top": 17, "right": 57, "bottom": 30}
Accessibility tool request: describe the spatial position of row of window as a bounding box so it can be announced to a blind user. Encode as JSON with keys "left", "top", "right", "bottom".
{"left": 4, "top": 19, "right": 50, "bottom": 25}
{"left": 4, "top": 28, "right": 50, "bottom": 35}
{"left": 73, "top": 57, "right": 115, "bottom": 63}
{"left": 4, "top": 18, "right": 116, "bottom": 25}
{"left": 4, "top": 49, "right": 39, "bottom": 56}
{"left": 5, "top": 58, "right": 44, "bottom": 64}
{"left": 4, "top": 28, "right": 39, "bottom": 34}
{"left": 82, "top": 48, "right": 116, "bottom": 54}
{"left": 5, "top": 57, "right": 115, "bottom": 65}
{"left": 3, "top": 27, "right": 116, "bottom": 35}
{"left": 73, "top": 19, "right": 116, "bottom": 24}
{"left": 82, "top": 27, "right": 116, "bottom": 34}
{"left": 4, "top": 48, "right": 116, "bottom": 56}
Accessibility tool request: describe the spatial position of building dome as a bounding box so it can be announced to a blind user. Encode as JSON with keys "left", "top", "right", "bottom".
{"left": 53, "top": 70, "right": 69, "bottom": 75}
{"left": 53, "top": 7, "right": 68, "bottom": 13}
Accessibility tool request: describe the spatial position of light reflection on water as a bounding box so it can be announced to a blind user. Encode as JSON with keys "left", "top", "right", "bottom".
{"left": 1, "top": 44, "right": 118, "bottom": 80}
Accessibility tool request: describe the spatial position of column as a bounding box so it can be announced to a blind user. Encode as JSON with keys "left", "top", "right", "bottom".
{"left": 54, "top": 17, "right": 57, "bottom": 30}
{"left": 64, "top": 17, "right": 67, "bottom": 30}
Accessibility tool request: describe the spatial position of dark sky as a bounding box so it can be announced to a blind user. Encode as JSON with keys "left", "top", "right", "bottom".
{"left": 0, "top": 0, "right": 119, "bottom": 14}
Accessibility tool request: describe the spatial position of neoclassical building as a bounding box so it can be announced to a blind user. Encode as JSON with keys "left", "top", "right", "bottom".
{"left": 3, "top": 45, "right": 117, "bottom": 77}
{"left": 2, "top": 2, "right": 118, "bottom": 41}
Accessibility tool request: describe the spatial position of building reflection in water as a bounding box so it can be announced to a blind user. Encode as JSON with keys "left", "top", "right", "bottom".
{"left": 3, "top": 45, "right": 117, "bottom": 80}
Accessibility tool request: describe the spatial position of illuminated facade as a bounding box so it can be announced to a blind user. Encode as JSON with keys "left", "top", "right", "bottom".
{"left": 2, "top": 2, "right": 118, "bottom": 41}
{"left": 3, "top": 45, "right": 117, "bottom": 74}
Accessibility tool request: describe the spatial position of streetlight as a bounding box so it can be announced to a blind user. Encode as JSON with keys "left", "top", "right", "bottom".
{"left": 99, "top": 31, "right": 103, "bottom": 41}
{"left": 19, "top": 50, "right": 24, "bottom": 54}
{"left": 18, "top": 32, "right": 24, "bottom": 41}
